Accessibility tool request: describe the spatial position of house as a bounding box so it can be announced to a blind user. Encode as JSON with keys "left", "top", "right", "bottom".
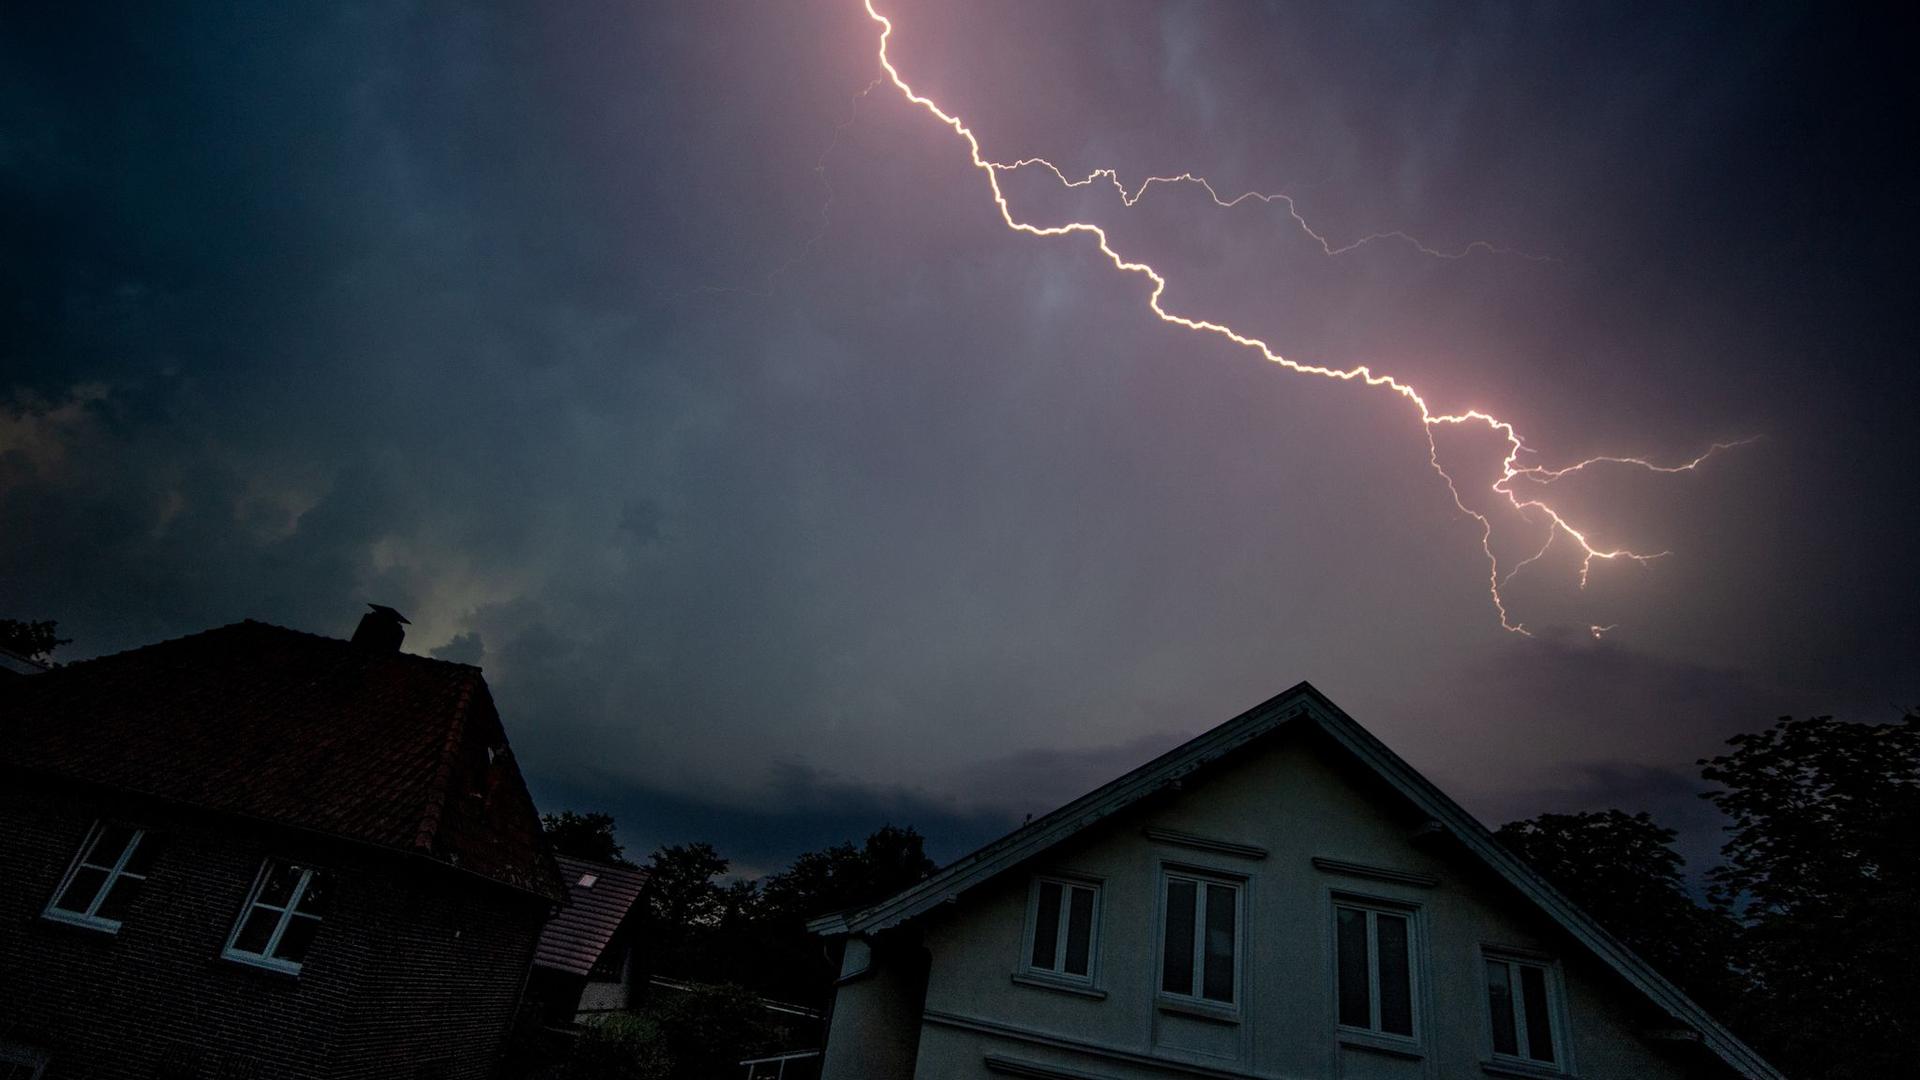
{"left": 528, "top": 854, "right": 650, "bottom": 1022}
{"left": 0, "top": 608, "right": 565, "bottom": 1080}
{"left": 809, "top": 682, "right": 1784, "bottom": 1080}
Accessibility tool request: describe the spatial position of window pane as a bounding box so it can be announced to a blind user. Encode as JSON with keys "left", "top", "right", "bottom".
{"left": 1487, "top": 960, "right": 1518, "bottom": 1055}
{"left": 295, "top": 871, "right": 331, "bottom": 917}
{"left": 1520, "top": 965, "right": 1556, "bottom": 1063}
{"left": 1162, "top": 879, "right": 1196, "bottom": 996}
{"left": 1376, "top": 913, "right": 1412, "bottom": 1036}
{"left": 233, "top": 906, "right": 281, "bottom": 955}
{"left": 121, "top": 832, "right": 158, "bottom": 877}
{"left": 1336, "top": 906, "right": 1370, "bottom": 1027}
{"left": 1063, "top": 886, "right": 1094, "bottom": 977}
{"left": 87, "top": 824, "right": 136, "bottom": 867}
{"left": 274, "top": 914, "right": 322, "bottom": 964}
{"left": 55, "top": 866, "right": 110, "bottom": 914}
{"left": 1202, "top": 883, "right": 1235, "bottom": 1003}
{"left": 1031, "top": 881, "right": 1062, "bottom": 970}
{"left": 94, "top": 873, "right": 144, "bottom": 923}
{"left": 257, "top": 863, "right": 301, "bottom": 908}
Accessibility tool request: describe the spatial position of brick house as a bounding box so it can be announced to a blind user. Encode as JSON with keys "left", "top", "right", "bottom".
{"left": 0, "top": 609, "right": 565, "bottom": 1080}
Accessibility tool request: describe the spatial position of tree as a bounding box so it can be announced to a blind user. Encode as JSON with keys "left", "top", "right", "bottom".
{"left": 1, "top": 618, "right": 69, "bottom": 664}
{"left": 636, "top": 842, "right": 740, "bottom": 982}
{"left": 751, "top": 825, "right": 937, "bottom": 1004}
{"left": 1699, "top": 711, "right": 1920, "bottom": 1078}
{"left": 1495, "top": 810, "right": 1741, "bottom": 1011}
{"left": 640, "top": 842, "right": 734, "bottom": 928}
{"left": 542, "top": 810, "right": 634, "bottom": 867}
{"left": 756, "top": 824, "right": 935, "bottom": 927}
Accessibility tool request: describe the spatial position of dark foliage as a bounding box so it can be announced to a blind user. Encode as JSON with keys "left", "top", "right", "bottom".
{"left": 629, "top": 826, "right": 935, "bottom": 1008}
{"left": 756, "top": 824, "right": 936, "bottom": 927}
{"left": 1699, "top": 711, "right": 1920, "bottom": 1079}
{"left": 541, "top": 810, "right": 635, "bottom": 868}
{"left": 1495, "top": 810, "right": 1741, "bottom": 1012}
{"left": 749, "top": 825, "right": 936, "bottom": 1004}
{"left": 0, "top": 617, "right": 69, "bottom": 663}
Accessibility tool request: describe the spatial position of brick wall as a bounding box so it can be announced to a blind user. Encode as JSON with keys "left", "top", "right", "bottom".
{"left": 0, "top": 778, "right": 548, "bottom": 1079}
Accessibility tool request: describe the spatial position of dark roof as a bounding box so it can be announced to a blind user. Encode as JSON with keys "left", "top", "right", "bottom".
{"left": 3, "top": 620, "right": 564, "bottom": 901}
{"left": 534, "top": 854, "right": 649, "bottom": 976}
{"left": 0, "top": 645, "right": 49, "bottom": 676}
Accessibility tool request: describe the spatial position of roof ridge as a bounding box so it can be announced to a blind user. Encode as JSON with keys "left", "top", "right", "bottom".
{"left": 811, "top": 682, "right": 1786, "bottom": 1080}
{"left": 413, "top": 668, "right": 482, "bottom": 856}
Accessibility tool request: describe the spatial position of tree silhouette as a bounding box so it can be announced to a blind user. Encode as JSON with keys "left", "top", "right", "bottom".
{"left": 1700, "top": 711, "right": 1920, "bottom": 1078}
{"left": 1495, "top": 809, "right": 1741, "bottom": 1012}
{"left": 541, "top": 810, "right": 634, "bottom": 867}
{"left": 1, "top": 618, "right": 69, "bottom": 664}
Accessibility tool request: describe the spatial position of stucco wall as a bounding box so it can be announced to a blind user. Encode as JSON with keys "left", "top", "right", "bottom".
{"left": 894, "top": 723, "right": 1712, "bottom": 1079}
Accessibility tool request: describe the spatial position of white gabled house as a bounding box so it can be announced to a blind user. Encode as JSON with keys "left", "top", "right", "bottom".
{"left": 809, "top": 682, "right": 1783, "bottom": 1080}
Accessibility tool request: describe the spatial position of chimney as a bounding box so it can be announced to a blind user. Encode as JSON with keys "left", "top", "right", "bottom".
{"left": 351, "top": 604, "right": 410, "bottom": 652}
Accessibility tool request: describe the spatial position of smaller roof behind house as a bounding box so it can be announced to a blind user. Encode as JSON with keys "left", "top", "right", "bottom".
{"left": 2, "top": 620, "right": 564, "bottom": 901}
{"left": 535, "top": 854, "right": 650, "bottom": 976}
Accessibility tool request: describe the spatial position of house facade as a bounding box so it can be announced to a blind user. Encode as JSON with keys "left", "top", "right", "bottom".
{"left": 0, "top": 611, "right": 564, "bottom": 1080}
{"left": 811, "top": 683, "right": 1783, "bottom": 1080}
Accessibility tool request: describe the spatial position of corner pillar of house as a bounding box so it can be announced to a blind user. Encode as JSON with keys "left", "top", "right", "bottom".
{"left": 818, "top": 927, "right": 930, "bottom": 1080}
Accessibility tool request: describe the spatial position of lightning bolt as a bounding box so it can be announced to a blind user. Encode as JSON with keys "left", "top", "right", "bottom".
{"left": 861, "top": 0, "right": 1750, "bottom": 635}
{"left": 993, "top": 159, "right": 1558, "bottom": 262}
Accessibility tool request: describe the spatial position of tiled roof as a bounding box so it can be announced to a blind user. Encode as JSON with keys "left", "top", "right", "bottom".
{"left": 2, "top": 620, "right": 564, "bottom": 901}
{"left": 534, "top": 854, "right": 649, "bottom": 976}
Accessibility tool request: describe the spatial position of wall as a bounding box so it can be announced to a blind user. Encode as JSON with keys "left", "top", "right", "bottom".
{"left": 0, "top": 778, "right": 546, "bottom": 1080}
{"left": 819, "top": 934, "right": 928, "bottom": 1080}
{"left": 900, "top": 722, "right": 1714, "bottom": 1080}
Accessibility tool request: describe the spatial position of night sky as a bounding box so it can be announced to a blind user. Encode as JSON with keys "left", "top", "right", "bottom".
{"left": 5, "top": 2, "right": 1915, "bottom": 876}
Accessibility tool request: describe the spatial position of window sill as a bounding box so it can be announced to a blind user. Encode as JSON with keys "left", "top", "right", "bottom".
{"left": 1011, "top": 972, "right": 1106, "bottom": 1000}
{"left": 219, "top": 950, "right": 303, "bottom": 979}
{"left": 1338, "top": 1030, "right": 1423, "bottom": 1060}
{"left": 1155, "top": 998, "right": 1239, "bottom": 1025}
{"left": 1481, "top": 1058, "right": 1571, "bottom": 1079}
{"left": 38, "top": 909, "right": 121, "bottom": 936}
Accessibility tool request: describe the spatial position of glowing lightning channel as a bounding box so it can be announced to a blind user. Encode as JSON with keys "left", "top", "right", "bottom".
{"left": 861, "top": 0, "right": 1749, "bottom": 635}
{"left": 992, "top": 159, "right": 1558, "bottom": 262}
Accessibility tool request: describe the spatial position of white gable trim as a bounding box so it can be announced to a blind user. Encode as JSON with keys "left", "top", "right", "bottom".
{"left": 810, "top": 682, "right": 1785, "bottom": 1080}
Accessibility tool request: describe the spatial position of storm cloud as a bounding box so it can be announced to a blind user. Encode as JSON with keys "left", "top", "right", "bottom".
{"left": 4, "top": 2, "right": 1914, "bottom": 870}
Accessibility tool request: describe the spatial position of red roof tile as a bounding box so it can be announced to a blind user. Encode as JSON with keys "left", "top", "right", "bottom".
{"left": 2, "top": 620, "right": 564, "bottom": 900}
{"left": 534, "top": 854, "right": 649, "bottom": 976}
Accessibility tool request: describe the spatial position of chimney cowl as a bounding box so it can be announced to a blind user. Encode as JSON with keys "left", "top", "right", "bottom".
{"left": 351, "top": 604, "right": 410, "bottom": 652}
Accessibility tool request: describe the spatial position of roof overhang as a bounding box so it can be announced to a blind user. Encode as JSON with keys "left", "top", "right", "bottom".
{"left": 808, "top": 681, "right": 1786, "bottom": 1080}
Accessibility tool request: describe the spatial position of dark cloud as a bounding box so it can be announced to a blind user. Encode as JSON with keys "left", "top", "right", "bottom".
{"left": 4, "top": 2, "right": 1914, "bottom": 871}
{"left": 532, "top": 760, "right": 1019, "bottom": 879}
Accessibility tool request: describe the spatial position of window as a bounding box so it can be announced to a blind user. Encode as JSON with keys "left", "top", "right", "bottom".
{"left": 1024, "top": 876, "right": 1099, "bottom": 981}
{"left": 0, "top": 1043, "right": 47, "bottom": 1080}
{"left": 223, "top": 859, "right": 331, "bottom": 973}
{"left": 1159, "top": 871, "right": 1239, "bottom": 1006}
{"left": 43, "top": 820, "right": 155, "bottom": 932}
{"left": 1485, "top": 954, "right": 1564, "bottom": 1068}
{"left": 1334, "top": 901, "right": 1418, "bottom": 1041}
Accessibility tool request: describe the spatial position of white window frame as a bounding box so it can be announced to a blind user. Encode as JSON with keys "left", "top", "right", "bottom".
{"left": 1155, "top": 866, "right": 1243, "bottom": 1010}
{"left": 0, "top": 1043, "right": 49, "bottom": 1080}
{"left": 222, "top": 859, "right": 328, "bottom": 974}
{"left": 41, "top": 820, "right": 150, "bottom": 933}
{"left": 1331, "top": 897, "right": 1422, "bottom": 1048}
{"left": 1020, "top": 874, "right": 1102, "bottom": 984}
{"left": 1482, "top": 950, "right": 1571, "bottom": 1072}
